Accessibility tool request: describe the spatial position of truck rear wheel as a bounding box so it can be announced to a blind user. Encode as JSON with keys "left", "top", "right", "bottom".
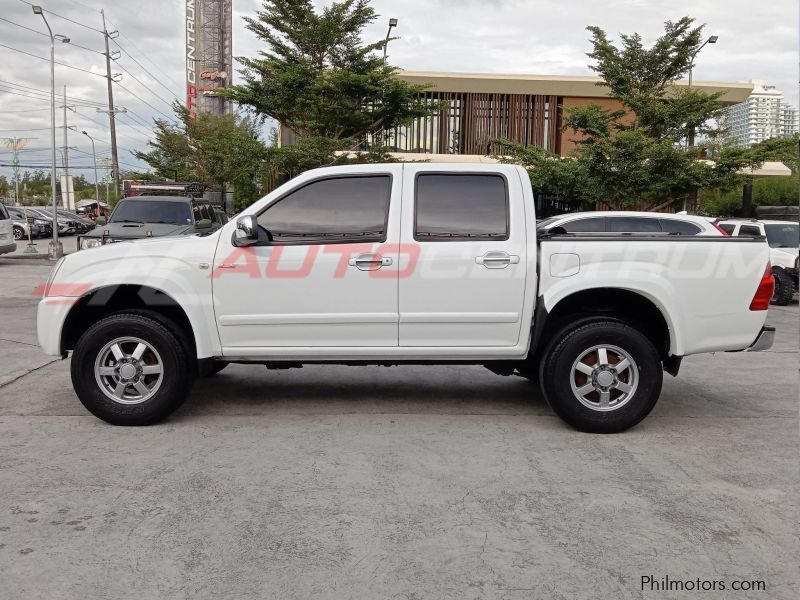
{"left": 539, "top": 319, "right": 662, "bottom": 433}
{"left": 70, "top": 313, "right": 194, "bottom": 425}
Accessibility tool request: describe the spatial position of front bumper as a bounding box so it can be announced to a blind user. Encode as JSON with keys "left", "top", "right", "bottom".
{"left": 745, "top": 326, "right": 775, "bottom": 352}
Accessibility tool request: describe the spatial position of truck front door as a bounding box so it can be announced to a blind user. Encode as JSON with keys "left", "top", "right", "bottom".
{"left": 212, "top": 169, "right": 401, "bottom": 351}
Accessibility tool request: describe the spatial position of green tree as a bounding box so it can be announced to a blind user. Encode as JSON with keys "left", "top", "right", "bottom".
{"left": 225, "top": 0, "right": 439, "bottom": 172}
{"left": 501, "top": 17, "right": 772, "bottom": 211}
{"left": 135, "top": 105, "right": 266, "bottom": 206}
{"left": 0, "top": 175, "right": 10, "bottom": 198}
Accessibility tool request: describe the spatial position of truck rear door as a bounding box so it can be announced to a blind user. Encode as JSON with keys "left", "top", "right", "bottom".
{"left": 398, "top": 165, "right": 529, "bottom": 347}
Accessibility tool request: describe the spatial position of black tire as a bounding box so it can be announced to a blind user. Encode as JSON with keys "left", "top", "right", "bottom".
{"left": 70, "top": 313, "right": 194, "bottom": 425}
{"left": 771, "top": 268, "right": 794, "bottom": 306}
{"left": 539, "top": 319, "right": 663, "bottom": 433}
{"left": 13, "top": 226, "right": 24, "bottom": 240}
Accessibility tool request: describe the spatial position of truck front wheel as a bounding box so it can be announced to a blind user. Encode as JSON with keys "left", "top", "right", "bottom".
{"left": 70, "top": 313, "right": 194, "bottom": 425}
{"left": 539, "top": 320, "right": 662, "bottom": 433}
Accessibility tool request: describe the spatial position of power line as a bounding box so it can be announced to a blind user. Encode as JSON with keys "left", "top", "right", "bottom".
{"left": 112, "top": 38, "right": 182, "bottom": 102}
{"left": 115, "top": 60, "right": 179, "bottom": 111}
{"left": 106, "top": 16, "right": 184, "bottom": 92}
{"left": 17, "top": 0, "right": 104, "bottom": 34}
{"left": 0, "top": 16, "right": 104, "bottom": 56}
{"left": 114, "top": 82, "right": 175, "bottom": 122}
{"left": 0, "top": 42, "right": 106, "bottom": 78}
{"left": 0, "top": 80, "right": 107, "bottom": 107}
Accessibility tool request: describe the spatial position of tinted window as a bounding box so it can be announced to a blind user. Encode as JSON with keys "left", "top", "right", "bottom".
{"left": 738, "top": 225, "right": 762, "bottom": 237}
{"left": 607, "top": 217, "right": 662, "bottom": 232}
{"left": 718, "top": 223, "right": 736, "bottom": 235}
{"left": 258, "top": 175, "right": 391, "bottom": 243}
{"left": 659, "top": 219, "right": 702, "bottom": 235}
{"left": 764, "top": 223, "right": 799, "bottom": 248}
{"left": 560, "top": 217, "right": 605, "bottom": 233}
{"left": 415, "top": 174, "right": 507, "bottom": 241}
{"left": 0, "top": 204, "right": 8, "bottom": 220}
{"left": 110, "top": 200, "right": 192, "bottom": 225}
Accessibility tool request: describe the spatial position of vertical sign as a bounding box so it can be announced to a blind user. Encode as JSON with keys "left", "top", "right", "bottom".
{"left": 186, "top": 0, "right": 197, "bottom": 119}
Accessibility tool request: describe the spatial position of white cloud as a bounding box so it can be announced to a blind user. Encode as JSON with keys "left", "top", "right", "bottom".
{"left": 1, "top": 0, "right": 797, "bottom": 180}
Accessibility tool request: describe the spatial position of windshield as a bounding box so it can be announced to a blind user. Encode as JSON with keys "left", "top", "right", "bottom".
{"left": 110, "top": 200, "right": 192, "bottom": 225}
{"left": 764, "top": 223, "right": 799, "bottom": 248}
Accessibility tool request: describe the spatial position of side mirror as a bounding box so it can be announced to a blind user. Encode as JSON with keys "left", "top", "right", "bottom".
{"left": 195, "top": 218, "right": 212, "bottom": 230}
{"left": 233, "top": 215, "right": 259, "bottom": 246}
{"left": 96, "top": 216, "right": 107, "bottom": 225}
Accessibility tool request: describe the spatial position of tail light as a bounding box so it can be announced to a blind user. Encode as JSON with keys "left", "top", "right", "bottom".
{"left": 749, "top": 263, "right": 774, "bottom": 311}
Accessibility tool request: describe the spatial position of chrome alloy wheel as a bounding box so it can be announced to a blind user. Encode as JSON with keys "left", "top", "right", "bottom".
{"left": 569, "top": 344, "right": 638, "bottom": 412}
{"left": 93, "top": 337, "right": 164, "bottom": 405}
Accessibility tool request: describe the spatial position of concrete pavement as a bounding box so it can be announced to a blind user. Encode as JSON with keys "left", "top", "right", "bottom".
{"left": 0, "top": 259, "right": 797, "bottom": 599}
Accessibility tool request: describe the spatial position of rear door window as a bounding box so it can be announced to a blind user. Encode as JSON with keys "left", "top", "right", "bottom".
{"left": 415, "top": 174, "right": 508, "bottom": 241}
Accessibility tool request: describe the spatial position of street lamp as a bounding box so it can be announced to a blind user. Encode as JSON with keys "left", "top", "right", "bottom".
{"left": 688, "top": 35, "right": 718, "bottom": 88}
{"left": 383, "top": 18, "right": 398, "bottom": 67}
{"left": 80, "top": 130, "right": 101, "bottom": 213}
{"left": 686, "top": 34, "right": 717, "bottom": 150}
{"left": 32, "top": 5, "right": 70, "bottom": 259}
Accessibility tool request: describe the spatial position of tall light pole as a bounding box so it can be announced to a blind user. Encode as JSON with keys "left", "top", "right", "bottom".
{"left": 383, "top": 18, "right": 398, "bottom": 68}
{"left": 687, "top": 35, "right": 718, "bottom": 148}
{"left": 32, "top": 5, "right": 69, "bottom": 259}
{"left": 80, "top": 130, "right": 101, "bottom": 210}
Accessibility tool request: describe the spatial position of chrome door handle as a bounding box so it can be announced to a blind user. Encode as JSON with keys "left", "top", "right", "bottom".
{"left": 475, "top": 251, "right": 519, "bottom": 269}
{"left": 348, "top": 253, "right": 392, "bottom": 271}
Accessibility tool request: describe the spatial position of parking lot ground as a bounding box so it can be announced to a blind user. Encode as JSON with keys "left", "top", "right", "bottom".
{"left": 4, "top": 236, "right": 80, "bottom": 258}
{"left": 0, "top": 259, "right": 797, "bottom": 599}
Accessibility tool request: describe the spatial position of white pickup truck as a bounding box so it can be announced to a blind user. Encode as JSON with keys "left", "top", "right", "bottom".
{"left": 37, "top": 164, "right": 776, "bottom": 432}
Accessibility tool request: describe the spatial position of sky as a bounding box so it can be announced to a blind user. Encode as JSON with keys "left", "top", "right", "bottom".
{"left": 1, "top": 0, "right": 797, "bottom": 183}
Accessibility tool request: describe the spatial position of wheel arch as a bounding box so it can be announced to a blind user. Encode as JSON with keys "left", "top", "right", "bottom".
{"left": 533, "top": 287, "right": 676, "bottom": 360}
{"left": 60, "top": 284, "right": 203, "bottom": 358}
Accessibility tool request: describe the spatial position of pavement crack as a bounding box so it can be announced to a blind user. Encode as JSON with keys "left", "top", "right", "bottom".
{"left": 0, "top": 337, "right": 39, "bottom": 348}
{"left": 0, "top": 358, "right": 61, "bottom": 389}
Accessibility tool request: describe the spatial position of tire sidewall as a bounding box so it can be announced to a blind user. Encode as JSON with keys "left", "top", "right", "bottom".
{"left": 71, "top": 314, "right": 192, "bottom": 425}
{"left": 540, "top": 320, "right": 663, "bottom": 433}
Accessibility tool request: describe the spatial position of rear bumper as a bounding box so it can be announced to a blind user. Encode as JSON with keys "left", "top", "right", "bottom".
{"left": 745, "top": 326, "right": 775, "bottom": 352}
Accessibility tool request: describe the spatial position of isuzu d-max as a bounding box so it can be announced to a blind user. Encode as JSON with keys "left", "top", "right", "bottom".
{"left": 37, "top": 164, "right": 776, "bottom": 432}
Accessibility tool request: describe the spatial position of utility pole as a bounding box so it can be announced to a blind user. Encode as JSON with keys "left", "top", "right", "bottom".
{"left": 101, "top": 10, "right": 120, "bottom": 200}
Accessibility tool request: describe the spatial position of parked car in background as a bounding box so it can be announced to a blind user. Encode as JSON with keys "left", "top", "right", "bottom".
{"left": 30, "top": 207, "right": 91, "bottom": 235}
{"left": 23, "top": 207, "right": 74, "bottom": 236}
{"left": 0, "top": 203, "right": 17, "bottom": 255}
{"left": 6, "top": 206, "right": 52, "bottom": 238}
{"left": 78, "top": 196, "right": 225, "bottom": 250}
{"left": 537, "top": 211, "right": 725, "bottom": 236}
{"left": 718, "top": 219, "right": 799, "bottom": 305}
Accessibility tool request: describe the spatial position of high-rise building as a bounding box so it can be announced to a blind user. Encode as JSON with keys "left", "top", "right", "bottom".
{"left": 723, "top": 81, "right": 799, "bottom": 147}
